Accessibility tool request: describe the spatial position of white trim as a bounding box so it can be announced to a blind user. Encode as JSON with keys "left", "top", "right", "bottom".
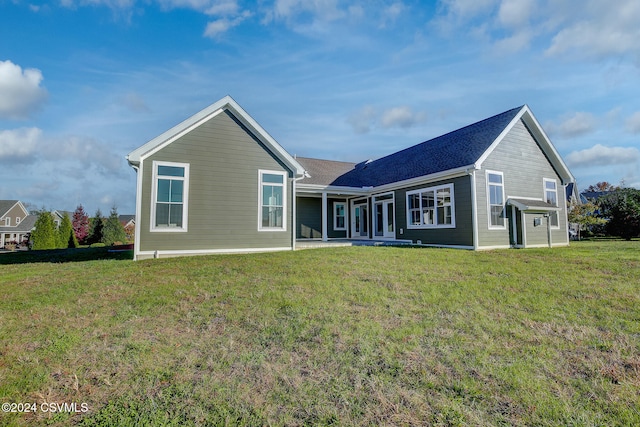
{"left": 414, "top": 243, "right": 475, "bottom": 250}
{"left": 543, "top": 178, "right": 560, "bottom": 229}
{"left": 258, "top": 169, "right": 288, "bottom": 232}
{"left": 127, "top": 95, "right": 304, "bottom": 177}
{"left": 470, "top": 170, "right": 479, "bottom": 250}
{"left": 133, "top": 163, "right": 143, "bottom": 260}
{"left": 136, "top": 246, "right": 292, "bottom": 260}
{"left": 405, "top": 183, "right": 456, "bottom": 229}
{"left": 486, "top": 170, "right": 506, "bottom": 230}
{"left": 4, "top": 217, "right": 9, "bottom": 226}
{"left": 15, "top": 217, "right": 20, "bottom": 225}
{"left": 372, "top": 192, "right": 396, "bottom": 239}
{"left": 476, "top": 244, "right": 512, "bottom": 250}
{"left": 150, "top": 161, "right": 190, "bottom": 232}
{"left": 522, "top": 242, "right": 570, "bottom": 249}
{"left": 321, "top": 192, "right": 328, "bottom": 241}
{"left": 333, "top": 201, "right": 347, "bottom": 231}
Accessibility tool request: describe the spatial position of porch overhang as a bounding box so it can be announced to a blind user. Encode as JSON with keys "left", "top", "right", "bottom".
{"left": 507, "top": 198, "right": 561, "bottom": 212}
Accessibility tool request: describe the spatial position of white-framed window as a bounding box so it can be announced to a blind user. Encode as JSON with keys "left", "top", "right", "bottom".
{"left": 4, "top": 217, "right": 10, "bottom": 226}
{"left": 333, "top": 202, "right": 347, "bottom": 230}
{"left": 487, "top": 170, "right": 506, "bottom": 229}
{"left": 544, "top": 178, "right": 559, "bottom": 228}
{"left": 151, "top": 161, "right": 189, "bottom": 232}
{"left": 406, "top": 183, "right": 455, "bottom": 228}
{"left": 15, "top": 217, "right": 20, "bottom": 225}
{"left": 259, "top": 170, "right": 287, "bottom": 231}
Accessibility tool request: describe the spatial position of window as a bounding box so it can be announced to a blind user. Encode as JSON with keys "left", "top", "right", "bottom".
{"left": 15, "top": 217, "right": 20, "bottom": 225}
{"left": 406, "top": 184, "right": 455, "bottom": 228}
{"left": 4, "top": 217, "right": 10, "bottom": 226}
{"left": 259, "top": 170, "right": 287, "bottom": 231}
{"left": 151, "top": 161, "right": 189, "bottom": 231}
{"left": 544, "top": 178, "right": 559, "bottom": 227}
{"left": 487, "top": 171, "right": 505, "bottom": 228}
{"left": 334, "top": 202, "right": 346, "bottom": 230}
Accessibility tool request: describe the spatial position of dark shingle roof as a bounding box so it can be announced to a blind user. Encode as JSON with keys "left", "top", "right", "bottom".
{"left": 318, "top": 106, "right": 523, "bottom": 188}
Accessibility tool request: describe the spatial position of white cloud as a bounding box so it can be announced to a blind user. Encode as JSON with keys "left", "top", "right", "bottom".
{"left": 566, "top": 144, "right": 640, "bottom": 168}
{"left": 545, "top": 0, "right": 640, "bottom": 60}
{"left": 380, "top": 106, "right": 427, "bottom": 129}
{"left": 545, "top": 112, "right": 597, "bottom": 138}
{"left": 347, "top": 105, "right": 427, "bottom": 133}
{"left": 347, "top": 105, "right": 377, "bottom": 134}
{"left": 0, "top": 60, "right": 48, "bottom": 120}
{"left": 625, "top": 111, "right": 640, "bottom": 134}
{"left": 497, "top": 0, "right": 533, "bottom": 28}
{"left": 204, "top": 10, "right": 251, "bottom": 37}
{"left": 0, "top": 127, "right": 42, "bottom": 162}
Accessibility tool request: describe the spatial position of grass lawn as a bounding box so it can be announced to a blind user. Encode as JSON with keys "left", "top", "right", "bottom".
{"left": 1, "top": 241, "right": 638, "bottom": 426}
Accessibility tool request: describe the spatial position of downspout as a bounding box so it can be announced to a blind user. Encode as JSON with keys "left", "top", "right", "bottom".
{"left": 545, "top": 213, "right": 552, "bottom": 248}
{"left": 469, "top": 167, "right": 479, "bottom": 250}
{"left": 130, "top": 162, "right": 143, "bottom": 261}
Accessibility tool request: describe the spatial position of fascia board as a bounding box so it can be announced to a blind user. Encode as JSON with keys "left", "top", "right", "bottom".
{"left": 126, "top": 95, "right": 305, "bottom": 177}
{"left": 126, "top": 97, "right": 231, "bottom": 165}
{"left": 520, "top": 107, "right": 575, "bottom": 185}
{"left": 370, "top": 166, "right": 475, "bottom": 193}
{"left": 475, "top": 106, "right": 526, "bottom": 169}
{"left": 296, "top": 166, "right": 474, "bottom": 196}
{"left": 475, "top": 105, "right": 575, "bottom": 185}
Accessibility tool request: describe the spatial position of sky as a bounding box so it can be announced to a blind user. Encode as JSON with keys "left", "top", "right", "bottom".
{"left": 1, "top": 0, "right": 639, "bottom": 216}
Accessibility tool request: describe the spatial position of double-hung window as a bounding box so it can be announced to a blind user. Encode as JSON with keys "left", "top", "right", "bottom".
{"left": 259, "top": 170, "right": 287, "bottom": 231}
{"left": 406, "top": 184, "right": 455, "bottom": 228}
{"left": 487, "top": 171, "right": 505, "bottom": 228}
{"left": 544, "top": 178, "right": 559, "bottom": 227}
{"left": 152, "top": 161, "right": 189, "bottom": 231}
{"left": 334, "top": 202, "right": 346, "bottom": 230}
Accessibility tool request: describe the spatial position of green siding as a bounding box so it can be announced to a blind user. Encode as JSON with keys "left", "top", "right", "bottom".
{"left": 395, "top": 175, "right": 474, "bottom": 247}
{"left": 139, "top": 111, "right": 293, "bottom": 254}
{"left": 296, "top": 196, "right": 348, "bottom": 239}
{"left": 476, "top": 120, "right": 569, "bottom": 248}
{"left": 297, "top": 197, "right": 321, "bottom": 238}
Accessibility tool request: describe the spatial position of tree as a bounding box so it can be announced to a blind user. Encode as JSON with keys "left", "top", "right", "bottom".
{"left": 586, "top": 182, "right": 618, "bottom": 192}
{"left": 31, "top": 211, "right": 57, "bottom": 250}
{"left": 102, "top": 206, "right": 127, "bottom": 245}
{"left": 57, "top": 214, "right": 78, "bottom": 248}
{"left": 567, "top": 201, "right": 606, "bottom": 240}
{"left": 72, "top": 205, "right": 89, "bottom": 245}
{"left": 599, "top": 188, "right": 640, "bottom": 240}
{"left": 87, "top": 209, "right": 105, "bottom": 245}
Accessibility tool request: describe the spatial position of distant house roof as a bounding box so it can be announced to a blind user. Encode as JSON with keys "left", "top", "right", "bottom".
{"left": 0, "top": 200, "right": 21, "bottom": 217}
{"left": 581, "top": 190, "right": 612, "bottom": 201}
{"left": 119, "top": 215, "right": 135, "bottom": 225}
{"left": 0, "top": 214, "right": 37, "bottom": 233}
{"left": 297, "top": 105, "right": 573, "bottom": 190}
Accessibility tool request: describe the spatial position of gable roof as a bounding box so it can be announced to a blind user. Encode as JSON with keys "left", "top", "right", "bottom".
{"left": 0, "top": 200, "right": 28, "bottom": 218}
{"left": 331, "top": 106, "right": 524, "bottom": 188}
{"left": 295, "top": 157, "right": 357, "bottom": 186}
{"left": 127, "top": 95, "right": 305, "bottom": 177}
{"left": 298, "top": 105, "right": 574, "bottom": 189}
{"left": 0, "top": 214, "right": 37, "bottom": 233}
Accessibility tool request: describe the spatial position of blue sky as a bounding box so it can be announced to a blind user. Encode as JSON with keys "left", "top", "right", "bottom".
{"left": 1, "top": 0, "right": 639, "bottom": 215}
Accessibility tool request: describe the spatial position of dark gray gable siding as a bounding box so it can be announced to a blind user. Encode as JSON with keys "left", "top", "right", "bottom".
{"left": 139, "top": 110, "right": 293, "bottom": 255}
{"left": 331, "top": 107, "right": 522, "bottom": 188}
{"left": 476, "top": 119, "right": 568, "bottom": 247}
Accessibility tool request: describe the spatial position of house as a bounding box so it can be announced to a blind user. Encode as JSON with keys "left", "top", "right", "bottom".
{"left": 127, "top": 96, "right": 574, "bottom": 260}
{"left": 0, "top": 200, "right": 38, "bottom": 248}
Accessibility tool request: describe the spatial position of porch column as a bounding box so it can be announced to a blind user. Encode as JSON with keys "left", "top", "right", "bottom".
{"left": 322, "top": 192, "right": 328, "bottom": 242}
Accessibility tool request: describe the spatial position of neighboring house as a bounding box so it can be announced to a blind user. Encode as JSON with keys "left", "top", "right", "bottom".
{"left": 0, "top": 200, "right": 37, "bottom": 248}
{"left": 119, "top": 215, "right": 136, "bottom": 242}
{"left": 127, "top": 96, "right": 574, "bottom": 260}
{"left": 119, "top": 215, "right": 135, "bottom": 229}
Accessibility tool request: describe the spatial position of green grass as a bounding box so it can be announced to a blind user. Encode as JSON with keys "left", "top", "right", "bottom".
{"left": 1, "top": 241, "right": 638, "bottom": 426}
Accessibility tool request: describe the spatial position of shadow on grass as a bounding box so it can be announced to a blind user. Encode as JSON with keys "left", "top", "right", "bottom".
{"left": 0, "top": 246, "right": 133, "bottom": 265}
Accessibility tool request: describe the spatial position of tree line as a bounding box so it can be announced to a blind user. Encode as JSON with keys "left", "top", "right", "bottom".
{"left": 569, "top": 182, "right": 640, "bottom": 240}
{"left": 30, "top": 205, "right": 129, "bottom": 250}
